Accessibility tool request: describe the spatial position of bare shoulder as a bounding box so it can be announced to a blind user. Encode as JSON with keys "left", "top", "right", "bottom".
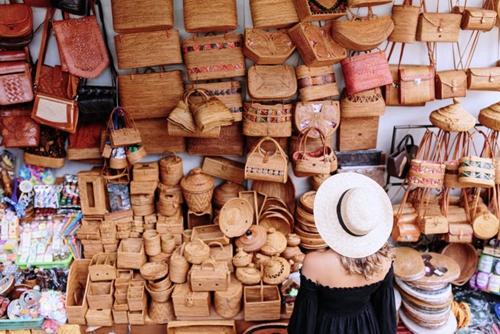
{"left": 302, "top": 249, "right": 341, "bottom": 281}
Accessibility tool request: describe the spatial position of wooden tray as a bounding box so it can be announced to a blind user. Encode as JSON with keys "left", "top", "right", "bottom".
{"left": 167, "top": 320, "right": 236, "bottom": 334}
{"left": 191, "top": 225, "right": 230, "bottom": 245}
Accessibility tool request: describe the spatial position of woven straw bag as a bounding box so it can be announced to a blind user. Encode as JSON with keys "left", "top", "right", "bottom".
{"left": 452, "top": 5, "right": 497, "bottom": 31}
{"left": 110, "top": 0, "right": 174, "bottom": 33}
{"left": 170, "top": 243, "right": 190, "bottom": 284}
{"left": 340, "top": 50, "right": 393, "bottom": 95}
{"left": 467, "top": 67, "right": 500, "bottom": 91}
{"left": 184, "top": 238, "right": 210, "bottom": 265}
{"left": 244, "top": 28, "right": 296, "bottom": 65}
{"left": 293, "top": 0, "right": 348, "bottom": 21}
{"left": 118, "top": 69, "right": 183, "bottom": 120}
{"left": 479, "top": 102, "right": 500, "bottom": 131}
{"left": 182, "top": 33, "right": 245, "bottom": 81}
{"left": 288, "top": 21, "right": 347, "bottom": 67}
{"left": 107, "top": 107, "right": 142, "bottom": 148}
{"left": 185, "top": 81, "right": 243, "bottom": 122}
{"left": 339, "top": 87, "right": 386, "bottom": 118}
{"left": 187, "top": 88, "right": 235, "bottom": 132}
{"left": 249, "top": 0, "right": 300, "bottom": 28}
{"left": 294, "top": 100, "right": 340, "bottom": 137}
{"left": 435, "top": 70, "right": 467, "bottom": 100}
{"left": 243, "top": 102, "right": 293, "bottom": 138}
{"left": 292, "top": 128, "right": 337, "bottom": 177}
{"left": 348, "top": 0, "right": 392, "bottom": 6}
{"left": 429, "top": 98, "right": 476, "bottom": 132}
{"left": 288, "top": 132, "right": 333, "bottom": 161}
{"left": 388, "top": 0, "right": 421, "bottom": 43}
{"left": 331, "top": 8, "right": 394, "bottom": 52}
{"left": 408, "top": 130, "right": 445, "bottom": 189}
{"left": 183, "top": 0, "right": 237, "bottom": 33}
{"left": 247, "top": 65, "right": 297, "bottom": 101}
{"left": 399, "top": 65, "right": 436, "bottom": 105}
{"left": 296, "top": 65, "right": 339, "bottom": 102}
{"left": 416, "top": 1, "right": 461, "bottom": 42}
{"left": 458, "top": 130, "right": 495, "bottom": 188}
{"left": 245, "top": 137, "right": 289, "bottom": 183}
{"left": 134, "top": 118, "right": 186, "bottom": 154}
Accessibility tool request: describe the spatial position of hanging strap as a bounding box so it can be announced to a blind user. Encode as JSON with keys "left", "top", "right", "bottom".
{"left": 33, "top": 7, "right": 55, "bottom": 91}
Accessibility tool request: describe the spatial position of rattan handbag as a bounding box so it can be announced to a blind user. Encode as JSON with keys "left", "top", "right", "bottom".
{"left": 435, "top": 69, "right": 467, "bottom": 100}
{"left": 249, "top": 0, "right": 300, "bottom": 28}
{"left": 244, "top": 28, "right": 296, "bottom": 65}
{"left": 293, "top": 0, "right": 348, "bottom": 21}
{"left": 247, "top": 65, "right": 297, "bottom": 101}
{"left": 408, "top": 130, "right": 446, "bottom": 189}
{"left": 294, "top": 100, "right": 340, "bottom": 137}
{"left": 182, "top": 33, "right": 245, "bottom": 81}
{"left": 245, "top": 137, "right": 289, "bottom": 183}
{"left": 339, "top": 87, "right": 386, "bottom": 118}
{"left": 388, "top": 0, "right": 421, "bottom": 44}
{"left": 458, "top": 130, "right": 496, "bottom": 188}
{"left": 452, "top": 3, "right": 497, "bottom": 31}
{"left": 443, "top": 131, "right": 467, "bottom": 189}
{"left": 110, "top": 0, "right": 174, "bottom": 33}
{"left": 292, "top": 128, "right": 337, "bottom": 177}
{"left": 243, "top": 102, "right": 293, "bottom": 137}
{"left": 107, "top": 107, "right": 142, "bottom": 148}
{"left": 467, "top": 67, "right": 500, "bottom": 91}
{"left": 296, "top": 65, "right": 339, "bottom": 102}
{"left": 183, "top": 0, "right": 238, "bottom": 33}
{"left": 416, "top": 0, "right": 462, "bottom": 42}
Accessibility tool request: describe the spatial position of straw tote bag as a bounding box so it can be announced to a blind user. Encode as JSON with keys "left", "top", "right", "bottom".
{"left": 183, "top": 33, "right": 245, "bottom": 82}
{"left": 408, "top": 130, "right": 446, "bottom": 189}
{"left": 247, "top": 65, "right": 297, "bottom": 101}
{"left": 467, "top": 67, "right": 500, "bottom": 91}
{"left": 243, "top": 102, "right": 293, "bottom": 138}
{"left": 118, "top": 69, "right": 184, "bottom": 120}
{"left": 388, "top": 0, "right": 421, "bottom": 44}
{"left": 416, "top": 0, "right": 462, "bottom": 42}
{"left": 443, "top": 132, "right": 467, "bottom": 189}
{"left": 294, "top": 100, "right": 340, "bottom": 137}
{"left": 249, "top": 0, "right": 300, "bottom": 28}
{"left": 245, "top": 137, "right": 289, "bottom": 183}
{"left": 183, "top": 0, "right": 238, "bottom": 33}
{"left": 243, "top": 28, "right": 296, "bottom": 65}
{"left": 452, "top": 0, "right": 497, "bottom": 31}
{"left": 292, "top": 128, "right": 337, "bottom": 177}
{"left": 111, "top": 0, "right": 174, "bottom": 33}
{"left": 339, "top": 87, "right": 386, "bottom": 118}
{"left": 458, "top": 130, "right": 496, "bottom": 188}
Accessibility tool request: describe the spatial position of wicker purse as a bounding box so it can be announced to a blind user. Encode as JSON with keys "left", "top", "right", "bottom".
{"left": 388, "top": 0, "right": 421, "bottom": 44}
{"left": 435, "top": 69, "right": 467, "bottom": 100}
{"left": 182, "top": 33, "right": 245, "bottom": 81}
{"left": 249, "top": 0, "right": 300, "bottom": 28}
{"left": 458, "top": 130, "right": 496, "bottom": 188}
{"left": 416, "top": 0, "right": 462, "bottom": 42}
{"left": 339, "top": 87, "right": 386, "bottom": 118}
{"left": 294, "top": 100, "right": 340, "bottom": 137}
{"left": 467, "top": 67, "right": 500, "bottom": 91}
{"left": 452, "top": 4, "right": 497, "bottom": 31}
{"left": 108, "top": 107, "right": 142, "bottom": 148}
{"left": 243, "top": 102, "right": 293, "bottom": 138}
{"left": 408, "top": 130, "right": 446, "bottom": 189}
{"left": 443, "top": 132, "right": 467, "bottom": 189}
{"left": 293, "top": 0, "right": 348, "bottom": 21}
{"left": 292, "top": 128, "right": 337, "bottom": 177}
{"left": 244, "top": 28, "right": 296, "bottom": 65}
{"left": 296, "top": 65, "right": 339, "bottom": 102}
{"left": 247, "top": 65, "right": 297, "bottom": 101}
{"left": 245, "top": 137, "right": 289, "bottom": 183}
{"left": 111, "top": 0, "right": 174, "bottom": 33}
{"left": 183, "top": 0, "right": 238, "bottom": 33}
{"left": 288, "top": 21, "right": 347, "bottom": 67}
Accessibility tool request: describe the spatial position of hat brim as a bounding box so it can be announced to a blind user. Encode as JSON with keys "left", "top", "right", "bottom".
{"left": 314, "top": 173, "right": 393, "bottom": 258}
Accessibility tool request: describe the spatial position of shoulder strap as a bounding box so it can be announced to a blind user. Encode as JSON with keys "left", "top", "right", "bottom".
{"left": 34, "top": 7, "right": 55, "bottom": 91}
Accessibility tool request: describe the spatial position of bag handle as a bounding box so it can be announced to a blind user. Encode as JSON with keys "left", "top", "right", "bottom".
{"left": 251, "top": 137, "right": 288, "bottom": 163}
{"left": 208, "top": 241, "right": 224, "bottom": 251}
{"left": 297, "top": 127, "right": 329, "bottom": 161}
{"left": 201, "top": 258, "right": 218, "bottom": 271}
{"left": 161, "top": 150, "right": 181, "bottom": 162}
{"left": 33, "top": 8, "right": 54, "bottom": 91}
{"left": 396, "top": 134, "right": 415, "bottom": 152}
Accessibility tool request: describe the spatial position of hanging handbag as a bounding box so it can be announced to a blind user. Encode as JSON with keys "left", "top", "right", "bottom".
{"left": 242, "top": 102, "right": 293, "bottom": 137}
{"left": 294, "top": 100, "right": 340, "bottom": 137}
{"left": 247, "top": 65, "right": 297, "bottom": 101}
{"left": 182, "top": 33, "right": 245, "bottom": 81}
{"left": 331, "top": 7, "right": 394, "bottom": 52}
{"left": 0, "top": 104, "right": 39, "bottom": 148}
{"left": 339, "top": 87, "right": 386, "bottom": 118}
{"left": 408, "top": 130, "right": 446, "bottom": 189}
{"left": 249, "top": 0, "right": 300, "bottom": 29}
{"left": 111, "top": 0, "right": 174, "bottom": 33}
{"left": 52, "top": 0, "right": 109, "bottom": 78}
{"left": 0, "top": 61, "right": 33, "bottom": 106}
{"left": 416, "top": 0, "right": 461, "bottom": 42}
{"left": 288, "top": 21, "right": 347, "bottom": 67}
{"left": 387, "top": 134, "right": 419, "bottom": 179}
{"left": 388, "top": 0, "right": 421, "bottom": 44}
{"left": 399, "top": 65, "right": 436, "bottom": 105}
{"left": 435, "top": 69, "right": 467, "bottom": 99}
{"left": 296, "top": 65, "right": 339, "bottom": 102}
{"left": 452, "top": 2, "right": 497, "bottom": 31}
{"left": 467, "top": 67, "right": 500, "bottom": 91}
{"left": 115, "top": 29, "right": 182, "bottom": 70}
{"left": 340, "top": 50, "right": 393, "bottom": 95}
{"left": 107, "top": 107, "right": 143, "bottom": 148}
{"left": 0, "top": 2, "right": 34, "bottom": 49}
{"left": 293, "top": 0, "right": 348, "bottom": 22}
{"left": 458, "top": 130, "right": 496, "bottom": 188}
{"left": 51, "top": 0, "right": 88, "bottom": 15}
{"left": 292, "top": 128, "right": 337, "bottom": 177}
{"left": 183, "top": 0, "right": 238, "bottom": 33}
{"left": 243, "top": 28, "right": 296, "bottom": 65}
{"left": 77, "top": 0, "right": 117, "bottom": 122}
{"left": 118, "top": 68, "right": 183, "bottom": 120}
{"left": 245, "top": 137, "right": 289, "bottom": 183}
{"left": 443, "top": 131, "right": 467, "bottom": 189}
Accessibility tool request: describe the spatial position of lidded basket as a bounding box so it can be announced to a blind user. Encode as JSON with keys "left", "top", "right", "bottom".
{"left": 235, "top": 263, "right": 262, "bottom": 285}
{"left": 262, "top": 255, "right": 291, "bottom": 285}
{"left": 260, "top": 228, "right": 287, "bottom": 256}
{"left": 181, "top": 167, "right": 215, "bottom": 213}
{"left": 213, "top": 181, "right": 245, "bottom": 209}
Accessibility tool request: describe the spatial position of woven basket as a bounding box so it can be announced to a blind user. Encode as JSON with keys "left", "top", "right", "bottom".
{"left": 185, "top": 81, "right": 243, "bottom": 122}
{"left": 243, "top": 102, "right": 293, "bottom": 138}
{"left": 148, "top": 274, "right": 173, "bottom": 292}
{"left": 296, "top": 65, "right": 339, "bottom": 102}
{"left": 182, "top": 33, "right": 245, "bottom": 81}
{"left": 458, "top": 156, "right": 495, "bottom": 188}
{"left": 126, "top": 146, "right": 147, "bottom": 165}
{"left": 244, "top": 28, "right": 296, "bottom": 65}
{"left": 399, "top": 65, "right": 436, "bottom": 105}
{"left": 289, "top": 133, "right": 333, "bottom": 161}
{"left": 159, "top": 152, "right": 184, "bottom": 186}
{"left": 181, "top": 168, "right": 215, "bottom": 213}
{"left": 408, "top": 160, "right": 446, "bottom": 189}
{"left": 247, "top": 65, "right": 297, "bottom": 101}
{"left": 250, "top": 0, "right": 299, "bottom": 28}
{"left": 108, "top": 108, "right": 142, "bottom": 148}
{"left": 293, "top": 0, "right": 347, "bottom": 22}
{"left": 187, "top": 122, "right": 244, "bottom": 157}
{"left": 416, "top": 12, "right": 462, "bottom": 43}
{"left": 294, "top": 100, "right": 340, "bottom": 138}
{"left": 170, "top": 243, "right": 190, "bottom": 284}
{"left": 183, "top": 88, "right": 235, "bottom": 132}
{"left": 214, "top": 275, "right": 243, "bottom": 318}
{"left": 245, "top": 137, "right": 289, "bottom": 183}
{"left": 340, "top": 88, "right": 386, "bottom": 118}
{"left": 148, "top": 300, "right": 175, "bottom": 324}
{"left": 388, "top": 0, "right": 421, "bottom": 43}
{"left": 288, "top": 21, "right": 347, "bottom": 67}
{"left": 440, "top": 243, "right": 478, "bottom": 286}
{"left": 183, "top": 0, "right": 238, "bottom": 33}
{"left": 184, "top": 238, "right": 210, "bottom": 265}
{"left": 140, "top": 262, "right": 169, "bottom": 281}
{"left": 143, "top": 230, "right": 162, "bottom": 256}
{"left": 157, "top": 193, "right": 181, "bottom": 217}
{"left": 23, "top": 152, "right": 65, "bottom": 169}
{"left": 161, "top": 234, "right": 176, "bottom": 254}
{"left": 132, "top": 203, "right": 155, "bottom": 216}
{"left": 435, "top": 69, "right": 467, "bottom": 100}
{"left": 146, "top": 282, "right": 174, "bottom": 303}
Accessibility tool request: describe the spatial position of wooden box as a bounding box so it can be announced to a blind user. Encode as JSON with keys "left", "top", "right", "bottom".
{"left": 189, "top": 260, "right": 230, "bottom": 292}
{"left": 337, "top": 116, "right": 379, "bottom": 152}
{"left": 89, "top": 253, "right": 117, "bottom": 282}
{"left": 66, "top": 259, "right": 91, "bottom": 324}
{"left": 87, "top": 281, "right": 114, "bottom": 310}
{"left": 202, "top": 157, "right": 245, "bottom": 184}
{"left": 128, "top": 281, "right": 147, "bottom": 312}
{"left": 167, "top": 320, "right": 236, "bottom": 334}
{"left": 244, "top": 284, "right": 281, "bottom": 321}
{"left": 78, "top": 170, "right": 107, "bottom": 216}
{"left": 85, "top": 309, "right": 113, "bottom": 327}
{"left": 172, "top": 283, "right": 211, "bottom": 317}
{"left": 128, "top": 309, "right": 146, "bottom": 325}
{"left": 130, "top": 180, "right": 158, "bottom": 195}
{"left": 133, "top": 161, "right": 159, "bottom": 181}
{"left": 117, "top": 238, "right": 147, "bottom": 269}
{"left": 192, "top": 225, "right": 230, "bottom": 245}
{"left": 187, "top": 208, "right": 213, "bottom": 230}
{"left": 112, "top": 308, "right": 128, "bottom": 324}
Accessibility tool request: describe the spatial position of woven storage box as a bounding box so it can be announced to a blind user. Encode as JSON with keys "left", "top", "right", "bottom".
{"left": 183, "top": 33, "right": 245, "bottom": 81}
{"left": 128, "top": 309, "right": 146, "bottom": 325}
{"left": 337, "top": 116, "right": 379, "bottom": 151}
{"left": 167, "top": 320, "right": 237, "bottom": 334}
{"left": 89, "top": 253, "right": 117, "bottom": 282}
{"left": 244, "top": 283, "right": 281, "bottom": 321}
{"left": 78, "top": 170, "right": 107, "bottom": 216}
{"left": 293, "top": 0, "right": 347, "bottom": 21}
{"left": 117, "top": 238, "right": 147, "bottom": 270}
{"left": 135, "top": 118, "right": 186, "bottom": 154}
{"left": 118, "top": 70, "right": 184, "bottom": 120}
{"left": 185, "top": 81, "right": 243, "bottom": 122}
{"left": 87, "top": 281, "right": 114, "bottom": 310}
{"left": 128, "top": 281, "right": 147, "bottom": 312}
{"left": 202, "top": 157, "right": 246, "bottom": 184}
{"left": 189, "top": 259, "right": 230, "bottom": 292}
{"left": 172, "top": 283, "right": 211, "bottom": 317}
{"left": 114, "top": 30, "right": 183, "bottom": 70}
{"left": 133, "top": 162, "right": 159, "bottom": 182}
{"left": 250, "top": 0, "right": 299, "bottom": 28}
{"left": 296, "top": 65, "right": 339, "bottom": 102}
{"left": 183, "top": 0, "right": 238, "bottom": 33}
{"left": 111, "top": 0, "right": 174, "bottom": 33}
{"left": 85, "top": 309, "right": 113, "bottom": 327}
{"left": 188, "top": 209, "right": 213, "bottom": 230}
{"left": 66, "top": 259, "right": 91, "bottom": 324}
{"left": 130, "top": 181, "right": 157, "bottom": 195}
{"left": 112, "top": 308, "right": 128, "bottom": 324}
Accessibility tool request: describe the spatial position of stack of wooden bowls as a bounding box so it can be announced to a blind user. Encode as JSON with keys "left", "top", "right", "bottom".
{"left": 294, "top": 191, "right": 327, "bottom": 251}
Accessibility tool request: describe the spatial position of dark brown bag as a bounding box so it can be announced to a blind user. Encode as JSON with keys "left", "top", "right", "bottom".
{"left": 0, "top": 104, "right": 40, "bottom": 148}
{"left": 0, "top": 2, "right": 34, "bottom": 49}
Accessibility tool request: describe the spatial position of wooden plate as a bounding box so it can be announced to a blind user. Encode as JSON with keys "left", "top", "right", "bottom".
{"left": 394, "top": 247, "right": 426, "bottom": 282}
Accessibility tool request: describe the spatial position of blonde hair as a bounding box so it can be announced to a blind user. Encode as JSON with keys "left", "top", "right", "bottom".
{"left": 339, "top": 243, "right": 393, "bottom": 280}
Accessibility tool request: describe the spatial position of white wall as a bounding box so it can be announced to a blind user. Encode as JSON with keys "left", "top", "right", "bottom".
{"left": 18, "top": 0, "right": 500, "bottom": 200}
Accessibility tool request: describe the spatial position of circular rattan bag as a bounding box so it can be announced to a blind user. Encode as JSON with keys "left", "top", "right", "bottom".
{"left": 440, "top": 243, "right": 478, "bottom": 286}
{"left": 219, "top": 198, "right": 254, "bottom": 238}
{"left": 473, "top": 210, "right": 499, "bottom": 240}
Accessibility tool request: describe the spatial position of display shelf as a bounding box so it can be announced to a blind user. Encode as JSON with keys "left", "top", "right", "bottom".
{"left": 15, "top": 254, "right": 73, "bottom": 269}
{"left": 0, "top": 317, "right": 44, "bottom": 330}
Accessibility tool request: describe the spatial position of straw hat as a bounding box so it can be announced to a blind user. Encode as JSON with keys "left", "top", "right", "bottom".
{"left": 314, "top": 173, "right": 393, "bottom": 258}
{"left": 478, "top": 101, "right": 500, "bottom": 131}
{"left": 429, "top": 98, "right": 476, "bottom": 132}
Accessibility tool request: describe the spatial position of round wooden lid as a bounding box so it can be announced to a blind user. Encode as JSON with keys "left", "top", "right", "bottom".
{"left": 394, "top": 247, "right": 426, "bottom": 282}
{"left": 413, "top": 252, "right": 461, "bottom": 286}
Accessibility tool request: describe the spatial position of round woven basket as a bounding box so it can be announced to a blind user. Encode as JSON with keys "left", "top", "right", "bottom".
{"left": 181, "top": 168, "right": 215, "bottom": 213}
{"left": 213, "top": 181, "right": 245, "bottom": 209}
{"left": 232, "top": 247, "right": 253, "bottom": 268}
{"left": 149, "top": 300, "right": 175, "bottom": 324}
{"left": 440, "top": 243, "right": 478, "bottom": 286}
{"left": 161, "top": 234, "right": 176, "bottom": 254}
{"left": 214, "top": 274, "right": 243, "bottom": 318}
{"left": 148, "top": 252, "right": 172, "bottom": 264}
{"left": 132, "top": 203, "right": 155, "bottom": 216}
{"left": 127, "top": 145, "right": 147, "bottom": 164}
{"left": 184, "top": 238, "right": 210, "bottom": 264}
{"left": 140, "top": 262, "right": 169, "bottom": 281}
{"left": 146, "top": 281, "right": 174, "bottom": 302}
{"left": 478, "top": 102, "right": 500, "bottom": 131}
{"left": 169, "top": 243, "right": 190, "bottom": 284}
{"left": 429, "top": 98, "right": 476, "bottom": 132}
{"left": 157, "top": 193, "right": 181, "bottom": 217}
{"left": 143, "top": 230, "right": 161, "bottom": 256}
{"left": 159, "top": 151, "right": 184, "bottom": 186}
{"left": 109, "top": 156, "right": 128, "bottom": 169}
{"left": 148, "top": 274, "right": 172, "bottom": 292}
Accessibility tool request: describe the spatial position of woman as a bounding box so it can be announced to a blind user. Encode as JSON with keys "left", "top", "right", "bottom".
{"left": 288, "top": 173, "right": 397, "bottom": 334}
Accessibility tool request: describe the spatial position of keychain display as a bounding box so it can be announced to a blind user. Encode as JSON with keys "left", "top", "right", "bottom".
{"left": 33, "top": 185, "right": 63, "bottom": 209}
